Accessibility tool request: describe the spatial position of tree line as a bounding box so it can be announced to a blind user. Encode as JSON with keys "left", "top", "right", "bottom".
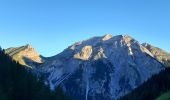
{"left": 120, "top": 67, "right": 170, "bottom": 100}
{"left": 0, "top": 48, "right": 68, "bottom": 100}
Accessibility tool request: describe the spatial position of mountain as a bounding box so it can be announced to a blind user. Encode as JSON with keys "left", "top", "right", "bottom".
{"left": 142, "top": 43, "right": 170, "bottom": 67}
{"left": 0, "top": 47, "right": 68, "bottom": 100}
{"left": 38, "top": 34, "right": 164, "bottom": 100}
{"left": 120, "top": 68, "right": 170, "bottom": 100}
{"left": 5, "top": 44, "right": 45, "bottom": 67}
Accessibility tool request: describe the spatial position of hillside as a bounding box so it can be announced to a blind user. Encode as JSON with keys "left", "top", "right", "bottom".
{"left": 0, "top": 48, "right": 67, "bottom": 100}
{"left": 120, "top": 68, "right": 170, "bottom": 100}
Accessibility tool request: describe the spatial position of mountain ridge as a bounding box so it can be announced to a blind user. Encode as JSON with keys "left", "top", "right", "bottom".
{"left": 4, "top": 34, "right": 169, "bottom": 100}
{"left": 37, "top": 34, "right": 165, "bottom": 100}
{"left": 142, "top": 43, "right": 170, "bottom": 67}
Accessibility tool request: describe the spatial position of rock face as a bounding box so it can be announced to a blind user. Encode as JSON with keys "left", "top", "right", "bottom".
{"left": 102, "top": 34, "right": 113, "bottom": 41}
{"left": 39, "top": 34, "right": 164, "bottom": 100}
{"left": 142, "top": 43, "right": 170, "bottom": 67}
{"left": 74, "top": 46, "right": 93, "bottom": 60}
{"left": 5, "top": 44, "right": 44, "bottom": 67}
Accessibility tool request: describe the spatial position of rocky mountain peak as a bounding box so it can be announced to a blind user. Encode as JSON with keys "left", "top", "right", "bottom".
{"left": 66, "top": 34, "right": 155, "bottom": 61}
{"left": 5, "top": 44, "right": 44, "bottom": 67}
{"left": 40, "top": 34, "right": 165, "bottom": 100}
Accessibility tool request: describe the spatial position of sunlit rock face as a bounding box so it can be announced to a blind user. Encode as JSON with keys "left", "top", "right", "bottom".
{"left": 74, "top": 46, "right": 93, "bottom": 60}
{"left": 39, "top": 34, "right": 164, "bottom": 100}
{"left": 143, "top": 43, "right": 170, "bottom": 67}
{"left": 102, "top": 34, "right": 113, "bottom": 41}
{"left": 5, "top": 44, "right": 44, "bottom": 67}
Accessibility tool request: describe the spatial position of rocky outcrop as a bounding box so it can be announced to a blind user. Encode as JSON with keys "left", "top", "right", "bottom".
{"left": 74, "top": 46, "right": 93, "bottom": 60}
{"left": 143, "top": 43, "right": 170, "bottom": 67}
{"left": 102, "top": 34, "right": 113, "bottom": 41}
{"left": 5, "top": 44, "right": 44, "bottom": 67}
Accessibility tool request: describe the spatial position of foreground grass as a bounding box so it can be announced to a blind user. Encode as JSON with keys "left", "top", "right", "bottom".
{"left": 156, "top": 92, "right": 170, "bottom": 100}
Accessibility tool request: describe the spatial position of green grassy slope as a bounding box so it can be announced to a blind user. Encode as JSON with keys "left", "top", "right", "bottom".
{"left": 156, "top": 92, "right": 170, "bottom": 100}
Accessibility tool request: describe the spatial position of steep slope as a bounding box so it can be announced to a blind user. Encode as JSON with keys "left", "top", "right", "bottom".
{"left": 0, "top": 47, "right": 68, "bottom": 100}
{"left": 142, "top": 43, "right": 170, "bottom": 67}
{"left": 120, "top": 68, "right": 170, "bottom": 100}
{"left": 5, "top": 44, "right": 44, "bottom": 67}
{"left": 39, "top": 34, "right": 164, "bottom": 100}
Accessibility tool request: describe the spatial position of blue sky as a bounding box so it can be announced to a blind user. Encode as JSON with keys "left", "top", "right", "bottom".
{"left": 0, "top": 0, "right": 170, "bottom": 57}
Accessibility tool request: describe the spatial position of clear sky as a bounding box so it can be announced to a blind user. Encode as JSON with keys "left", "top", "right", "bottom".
{"left": 0, "top": 0, "right": 170, "bottom": 57}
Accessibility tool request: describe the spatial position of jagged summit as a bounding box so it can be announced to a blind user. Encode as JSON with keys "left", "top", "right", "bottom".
{"left": 40, "top": 34, "right": 164, "bottom": 100}
{"left": 70, "top": 34, "right": 133, "bottom": 47}
{"left": 3, "top": 34, "right": 169, "bottom": 100}
{"left": 5, "top": 44, "right": 44, "bottom": 67}
{"left": 64, "top": 34, "right": 151, "bottom": 61}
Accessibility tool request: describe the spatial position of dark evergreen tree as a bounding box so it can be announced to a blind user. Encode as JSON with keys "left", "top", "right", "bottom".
{"left": 0, "top": 49, "right": 68, "bottom": 100}
{"left": 120, "top": 68, "right": 170, "bottom": 100}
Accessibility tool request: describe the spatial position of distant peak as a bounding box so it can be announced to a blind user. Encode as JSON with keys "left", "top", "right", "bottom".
{"left": 5, "top": 44, "right": 44, "bottom": 67}
{"left": 25, "top": 44, "right": 33, "bottom": 49}
{"left": 102, "top": 34, "right": 113, "bottom": 41}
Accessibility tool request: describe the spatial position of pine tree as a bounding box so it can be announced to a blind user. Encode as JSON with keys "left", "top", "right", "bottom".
{"left": 0, "top": 48, "right": 68, "bottom": 100}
